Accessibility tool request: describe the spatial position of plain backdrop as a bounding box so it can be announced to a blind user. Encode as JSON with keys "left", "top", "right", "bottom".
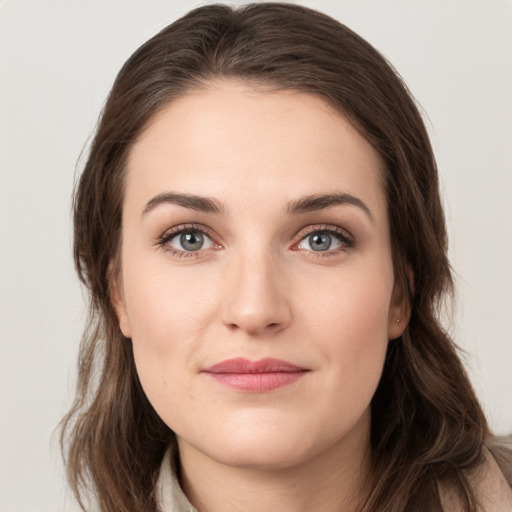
{"left": 0, "top": 1, "right": 511, "bottom": 510}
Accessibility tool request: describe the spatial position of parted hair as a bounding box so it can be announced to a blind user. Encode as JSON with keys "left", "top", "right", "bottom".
{"left": 61, "top": 3, "right": 504, "bottom": 511}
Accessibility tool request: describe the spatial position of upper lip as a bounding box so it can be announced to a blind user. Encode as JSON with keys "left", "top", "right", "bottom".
{"left": 202, "top": 357, "right": 307, "bottom": 374}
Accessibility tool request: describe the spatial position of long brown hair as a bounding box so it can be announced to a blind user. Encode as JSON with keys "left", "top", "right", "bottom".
{"left": 61, "top": 3, "right": 494, "bottom": 511}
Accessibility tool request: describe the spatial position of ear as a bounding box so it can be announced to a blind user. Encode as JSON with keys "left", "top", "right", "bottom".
{"left": 387, "top": 267, "right": 413, "bottom": 340}
{"left": 108, "top": 261, "right": 132, "bottom": 339}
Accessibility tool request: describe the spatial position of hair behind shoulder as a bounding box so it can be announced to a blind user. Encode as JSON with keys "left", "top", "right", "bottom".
{"left": 61, "top": 3, "right": 506, "bottom": 511}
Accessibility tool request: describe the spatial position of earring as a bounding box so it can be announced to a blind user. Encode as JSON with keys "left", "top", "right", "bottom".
{"left": 396, "top": 318, "right": 401, "bottom": 324}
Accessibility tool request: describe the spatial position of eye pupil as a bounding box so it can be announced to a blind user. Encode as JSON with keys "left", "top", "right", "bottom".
{"left": 309, "top": 233, "right": 331, "bottom": 251}
{"left": 180, "top": 232, "right": 204, "bottom": 251}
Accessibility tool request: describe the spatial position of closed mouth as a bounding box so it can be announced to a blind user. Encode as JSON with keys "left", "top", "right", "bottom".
{"left": 202, "top": 357, "right": 309, "bottom": 392}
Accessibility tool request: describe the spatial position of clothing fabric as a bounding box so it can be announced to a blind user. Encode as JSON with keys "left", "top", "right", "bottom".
{"left": 155, "top": 444, "right": 512, "bottom": 512}
{"left": 438, "top": 447, "right": 512, "bottom": 512}
{"left": 155, "top": 446, "right": 198, "bottom": 512}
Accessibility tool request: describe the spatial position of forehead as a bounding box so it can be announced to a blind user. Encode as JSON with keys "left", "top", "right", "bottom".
{"left": 125, "top": 80, "right": 386, "bottom": 218}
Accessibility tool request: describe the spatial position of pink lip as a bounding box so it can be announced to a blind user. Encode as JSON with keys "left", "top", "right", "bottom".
{"left": 202, "top": 357, "right": 309, "bottom": 392}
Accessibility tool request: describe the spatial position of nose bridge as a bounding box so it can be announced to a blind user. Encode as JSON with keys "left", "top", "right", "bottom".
{"left": 222, "top": 242, "right": 290, "bottom": 335}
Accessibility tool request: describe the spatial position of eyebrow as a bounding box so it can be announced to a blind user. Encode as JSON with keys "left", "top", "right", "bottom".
{"left": 142, "top": 192, "right": 224, "bottom": 217}
{"left": 141, "top": 191, "right": 372, "bottom": 221}
{"left": 286, "top": 193, "right": 373, "bottom": 221}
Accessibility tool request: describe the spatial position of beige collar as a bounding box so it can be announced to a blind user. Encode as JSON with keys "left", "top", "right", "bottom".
{"left": 155, "top": 446, "right": 197, "bottom": 512}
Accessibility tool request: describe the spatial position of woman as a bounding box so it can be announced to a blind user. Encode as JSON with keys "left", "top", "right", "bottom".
{"left": 61, "top": 3, "right": 512, "bottom": 511}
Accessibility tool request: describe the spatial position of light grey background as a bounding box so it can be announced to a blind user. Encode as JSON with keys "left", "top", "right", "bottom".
{"left": 1, "top": 1, "right": 510, "bottom": 510}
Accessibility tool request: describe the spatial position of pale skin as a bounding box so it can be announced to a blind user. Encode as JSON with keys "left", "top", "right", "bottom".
{"left": 111, "top": 80, "right": 409, "bottom": 512}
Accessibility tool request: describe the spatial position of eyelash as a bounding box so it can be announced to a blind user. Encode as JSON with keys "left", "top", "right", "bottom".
{"left": 156, "top": 223, "right": 217, "bottom": 259}
{"left": 293, "top": 224, "right": 355, "bottom": 257}
{"left": 156, "top": 223, "right": 355, "bottom": 259}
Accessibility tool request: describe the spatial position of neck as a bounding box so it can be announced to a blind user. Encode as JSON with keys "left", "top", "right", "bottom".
{"left": 176, "top": 418, "right": 372, "bottom": 512}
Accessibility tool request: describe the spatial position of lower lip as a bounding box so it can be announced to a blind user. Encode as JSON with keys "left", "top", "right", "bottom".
{"left": 205, "top": 372, "right": 307, "bottom": 392}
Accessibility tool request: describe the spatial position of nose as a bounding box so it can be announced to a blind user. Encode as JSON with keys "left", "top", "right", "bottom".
{"left": 221, "top": 250, "right": 292, "bottom": 337}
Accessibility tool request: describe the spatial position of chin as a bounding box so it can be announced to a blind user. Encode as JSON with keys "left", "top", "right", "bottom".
{"left": 209, "top": 437, "right": 312, "bottom": 471}
{"left": 173, "top": 400, "right": 373, "bottom": 473}
{"left": 181, "top": 418, "right": 341, "bottom": 473}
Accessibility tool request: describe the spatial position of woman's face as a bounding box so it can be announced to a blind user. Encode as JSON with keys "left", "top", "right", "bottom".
{"left": 112, "top": 80, "right": 406, "bottom": 471}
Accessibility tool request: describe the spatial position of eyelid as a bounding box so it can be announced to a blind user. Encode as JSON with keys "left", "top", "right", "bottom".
{"left": 155, "top": 222, "right": 354, "bottom": 258}
{"left": 156, "top": 223, "right": 221, "bottom": 258}
{"left": 292, "top": 224, "right": 355, "bottom": 253}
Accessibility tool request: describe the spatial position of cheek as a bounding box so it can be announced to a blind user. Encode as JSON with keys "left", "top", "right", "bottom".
{"left": 305, "top": 263, "right": 392, "bottom": 341}
{"left": 121, "top": 260, "right": 220, "bottom": 404}
{"left": 123, "top": 258, "right": 214, "bottom": 340}
{"left": 301, "top": 266, "right": 392, "bottom": 394}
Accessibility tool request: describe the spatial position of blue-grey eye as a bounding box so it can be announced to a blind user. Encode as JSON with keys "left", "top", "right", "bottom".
{"left": 298, "top": 231, "right": 344, "bottom": 252}
{"left": 168, "top": 231, "right": 213, "bottom": 252}
{"left": 181, "top": 232, "right": 203, "bottom": 251}
{"left": 309, "top": 233, "right": 331, "bottom": 251}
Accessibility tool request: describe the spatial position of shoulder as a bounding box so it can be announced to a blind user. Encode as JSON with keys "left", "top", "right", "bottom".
{"left": 475, "top": 447, "right": 512, "bottom": 512}
{"left": 439, "top": 442, "right": 512, "bottom": 512}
